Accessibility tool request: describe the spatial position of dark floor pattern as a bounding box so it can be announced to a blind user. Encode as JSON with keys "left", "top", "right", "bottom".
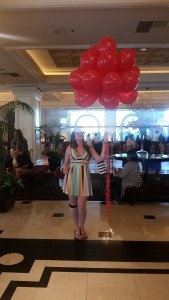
{"left": 2, "top": 266, "right": 169, "bottom": 300}
{"left": 1, "top": 239, "right": 169, "bottom": 299}
{"left": 1, "top": 239, "right": 169, "bottom": 273}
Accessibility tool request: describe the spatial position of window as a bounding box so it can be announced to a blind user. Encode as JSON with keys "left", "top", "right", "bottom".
{"left": 70, "top": 109, "right": 105, "bottom": 140}
{"left": 42, "top": 108, "right": 169, "bottom": 142}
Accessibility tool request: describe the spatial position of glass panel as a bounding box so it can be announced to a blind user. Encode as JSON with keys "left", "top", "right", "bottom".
{"left": 70, "top": 109, "right": 105, "bottom": 140}
{"left": 41, "top": 107, "right": 169, "bottom": 144}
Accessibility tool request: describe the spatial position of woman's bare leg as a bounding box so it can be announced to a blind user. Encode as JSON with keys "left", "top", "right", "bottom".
{"left": 68, "top": 196, "right": 80, "bottom": 237}
{"left": 78, "top": 196, "right": 88, "bottom": 238}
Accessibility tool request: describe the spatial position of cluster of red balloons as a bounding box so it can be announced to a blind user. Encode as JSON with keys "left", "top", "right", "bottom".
{"left": 69, "top": 36, "right": 140, "bottom": 109}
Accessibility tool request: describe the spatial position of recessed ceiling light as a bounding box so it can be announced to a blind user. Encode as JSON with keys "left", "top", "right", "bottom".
{"left": 140, "top": 48, "right": 147, "bottom": 51}
{"left": 49, "top": 27, "right": 66, "bottom": 35}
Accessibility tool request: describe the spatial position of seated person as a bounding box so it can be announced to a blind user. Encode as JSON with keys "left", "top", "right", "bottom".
{"left": 10, "top": 148, "right": 33, "bottom": 179}
{"left": 11, "top": 129, "right": 28, "bottom": 152}
{"left": 112, "top": 150, "right": 142, "bottom": 204}
{"left": 9, "top": 129, "right": 33, "bottom": 179}
{"left": 143, "top": 135, "right": 152, "bottom": 154}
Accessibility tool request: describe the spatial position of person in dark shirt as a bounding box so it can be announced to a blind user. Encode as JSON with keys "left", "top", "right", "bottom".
{"left": 135, "top": 134, "right": 141, "bottom": 150}
{"left": 10, "top": 129, "right": 33, "bottom": 178}
{"left": 158, "top": 133, "right": 166, "bottom": 144}
{"left": 10, "top": 129, "right": 28, "bottom": 152}
{"left": 143, "top": 135, "right": 152, "bottom": 153}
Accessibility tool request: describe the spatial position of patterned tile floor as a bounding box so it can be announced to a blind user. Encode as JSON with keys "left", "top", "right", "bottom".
{"left": 0, "top": 159, "right": 169, "bottom": 299}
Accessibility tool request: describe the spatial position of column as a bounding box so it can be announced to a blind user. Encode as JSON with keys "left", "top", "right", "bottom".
{"left": 12, "top": 87, "right": 42, "bottom": 164}
{"left": 104, "top": 110, "right": 116, "bottom": 140}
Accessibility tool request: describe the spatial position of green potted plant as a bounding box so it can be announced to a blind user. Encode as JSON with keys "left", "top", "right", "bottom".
{"left": 47, "top": 131, "right": 65, "bottom": 171}
{"left": 0, "top": 100, "right": 34, "bottom": 212}
{"left": 47, "top": 149, "right": 64, "bottom": 171}
{"left": 38, "top": 122, "right": 65, "bottom": 171}
{"left": 0, "top": 172, "right": 24, "bottom": 212}
{"left": 38, "top": 121, "right": 65, "bottom": 150}
{"left": 0, "top": 100, "right": 34, "bottom": 170}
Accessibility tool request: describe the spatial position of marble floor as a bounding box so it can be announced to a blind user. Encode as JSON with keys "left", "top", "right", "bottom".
{"left": 1, "top": 199, "right": 169, "bottom": 299}
{"left": 0, "top": 159, "right": 169, "bottom": 299}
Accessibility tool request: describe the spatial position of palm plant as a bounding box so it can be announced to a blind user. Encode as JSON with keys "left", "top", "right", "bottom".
{"left": 36, "top": 121, "right": 66, "bottom": 171}
{"left": 37, "top": 121, "right": 65, "bottom": 152}
{"left": 0, "top": 100, "right": 34, "bottom": 172}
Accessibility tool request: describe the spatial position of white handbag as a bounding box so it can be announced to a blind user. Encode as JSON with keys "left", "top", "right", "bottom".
{"left": 97, "top": 161, "right": 107, "bottom": 174}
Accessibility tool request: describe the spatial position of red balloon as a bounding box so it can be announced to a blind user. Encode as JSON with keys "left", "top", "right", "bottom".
{"left": 88, "top": 45, "right": 99, "bottom": 55}
{"left": 69, "top": 69, "right": 84, "bottom": 90}
{"left": 102, "top": 72, "right": 122, "bottom": 94}
{"left": 80, "top": 51, "right": 98, "bottom": 72}
{"left": 74, "top": 89, "right": 98, "bottom": 108}
{"left": 119, "top": 90, "right": 138, "bottom": 104}
{"left": 129, "top": 66, "right": 140, "bottom": 79}
{"left": 120, "top": 71, "right": 138, "bottom": 93}
{"left": 118, "top": 49, "right": 136, "bottom": 72}
{"left": 99, "top": 92, "right": 119, "bottom": 109}
{"left": 82, "top": 69, "right": 102, "bottom": 92}
{"left": 97, "top": 51, "right": 118, "bottom": 75}
{"left": 98, "top": 36, "right": 117, "bottom": 53}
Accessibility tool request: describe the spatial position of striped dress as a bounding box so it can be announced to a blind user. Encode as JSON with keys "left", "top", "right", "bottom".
{"left": 62, "top": 148, "right": 93, "bottom": 197}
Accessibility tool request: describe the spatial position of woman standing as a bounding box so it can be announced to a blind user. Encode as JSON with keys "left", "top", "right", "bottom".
{"left": 62, "top": 129, "right": 107, "bottom": 240}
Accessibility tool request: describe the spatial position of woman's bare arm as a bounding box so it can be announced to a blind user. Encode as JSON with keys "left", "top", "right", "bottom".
{"left": 89, "top": 142, "right": 107, "bottom": 162}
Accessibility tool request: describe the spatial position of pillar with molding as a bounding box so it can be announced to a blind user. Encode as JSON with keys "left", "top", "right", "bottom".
{"left": 12, "top": 87, "right": 42, "bottom": 164}
{"left": 104, "top": 110, "right": 116, "bottom": 141}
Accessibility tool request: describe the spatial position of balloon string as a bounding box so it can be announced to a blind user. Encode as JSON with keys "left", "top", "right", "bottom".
{"left": 105, "top": 143, "right": 112, "bottom": 227}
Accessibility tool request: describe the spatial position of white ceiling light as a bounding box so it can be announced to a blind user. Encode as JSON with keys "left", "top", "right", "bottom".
{"left": 49, "top": 27, "right": 66, "bottom": 35}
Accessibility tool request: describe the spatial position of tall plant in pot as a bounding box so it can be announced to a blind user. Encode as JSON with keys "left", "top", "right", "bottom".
{"left": 38, "top": 122, "right": 65, "bottom": 171}
{"left": 0, "top": 100, "right": 34, "bottom": 212}
{"left": 0, "top": 172, "right": 24, "bottom": 212}
{"left": 47, "top": 131, "right": 65, "bottom": 171}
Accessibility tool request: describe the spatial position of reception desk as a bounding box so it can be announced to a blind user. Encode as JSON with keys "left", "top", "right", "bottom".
{"left": 113, "top": 153, "right": 169, "bottom": 178}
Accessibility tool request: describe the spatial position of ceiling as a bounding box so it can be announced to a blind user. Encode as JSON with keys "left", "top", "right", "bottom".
{"left": 0, "top": 0, "right": 169, "bottom": 109}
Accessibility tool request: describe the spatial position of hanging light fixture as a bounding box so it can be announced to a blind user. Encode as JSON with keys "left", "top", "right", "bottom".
{"left": 131, "top": 91, "right": 154, "bottom": 111}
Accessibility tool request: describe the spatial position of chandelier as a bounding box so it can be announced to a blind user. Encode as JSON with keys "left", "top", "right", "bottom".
{"left": 130, "top": 91, "right": 158, "bottom": 112}
{"left": 127, "top": 91, "right": 161, "bottom": 130}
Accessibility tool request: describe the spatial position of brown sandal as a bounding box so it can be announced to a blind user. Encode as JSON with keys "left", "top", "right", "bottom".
{"left": 74, "top": 230, "right": 81, "bottom": 240}
{"left": 80, "top": 232, "right": 88, "bottom": 240}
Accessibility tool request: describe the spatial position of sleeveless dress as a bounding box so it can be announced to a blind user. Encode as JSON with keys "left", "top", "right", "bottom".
{"left": 62, "top": 148, "right": 93, "bottom": 197}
